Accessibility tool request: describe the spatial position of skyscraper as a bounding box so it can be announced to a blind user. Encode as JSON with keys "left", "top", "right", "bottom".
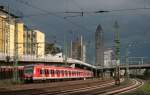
{"left": 95, "top": 24, "right": 104, "bottom": 66}
{"left": 72, "top": 35, "right": 86, "bottom": 62}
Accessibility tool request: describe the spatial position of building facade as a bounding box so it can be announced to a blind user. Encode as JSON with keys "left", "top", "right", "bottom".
{"left": 0, "top": 7, "right": 45, "bottom": 59}
{"left": 95, "top": 24, "right": 104, "bottom": 66}
{"left": 34, "top": 30, "right": 45, "bottom": 58}
{"left": 72, "top": 39, "right": 81, "bottom": 60}
{"left": 72, "top": 36, "right": 86, "bottom": 62}
{"left": 23, "top": 29, "right": 34, "bottom": 55}
{"left": 16, "top": 22, "right": 24, "bottom": 56}
{"left": 104, "top": 49, "right": 115, "bottom": 67}
{"left": 23, "top": 29, "right": 45, "bottom": 58}
{"left": 0, "top": 8, "right": 16, "bottom": 56}
{"left": 0, "top": 15, "right": 6, "bottom": 54}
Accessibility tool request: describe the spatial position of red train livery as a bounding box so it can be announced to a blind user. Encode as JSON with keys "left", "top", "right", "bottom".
{"left": 24, "top": 64, "right": 93, "bottom": 81}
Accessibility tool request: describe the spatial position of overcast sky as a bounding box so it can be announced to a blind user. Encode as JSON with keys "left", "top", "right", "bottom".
{"left": 1, "top": 0, "right": 150, "bottom": 63}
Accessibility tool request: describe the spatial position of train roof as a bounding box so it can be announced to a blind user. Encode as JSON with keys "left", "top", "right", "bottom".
{"left": 24, "top": 64, "right": 90, "bottom": 71}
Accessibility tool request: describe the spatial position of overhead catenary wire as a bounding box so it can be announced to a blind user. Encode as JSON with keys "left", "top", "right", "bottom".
{"left": 14, "top": 0, "right": 150, "bottom": 42}
{"left": 15, "top": 0, "right": 92, "bottom": 33}
{"left": 12, "top": 7, "right": 150, "bottom": 18}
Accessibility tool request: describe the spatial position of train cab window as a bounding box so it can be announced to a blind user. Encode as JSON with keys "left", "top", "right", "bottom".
{"left": 24, "top": 67, "right": 33, "bottom": 74}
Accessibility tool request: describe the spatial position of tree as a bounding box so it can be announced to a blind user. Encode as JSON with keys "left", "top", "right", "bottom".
{"left": 144, "top": 69, "right": 150, "bottom": 79}
{"left": 45, "top": 42, "right": 61, "bottom": 55}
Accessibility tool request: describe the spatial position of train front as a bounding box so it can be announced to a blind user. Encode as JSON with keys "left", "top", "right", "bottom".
{"left": 23, "top": 65, "right": 34, "bottom": 82}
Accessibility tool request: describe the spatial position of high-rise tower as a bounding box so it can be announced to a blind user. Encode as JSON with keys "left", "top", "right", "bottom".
{"left": 95, "top": 24, "right": 104, "bottom": 66}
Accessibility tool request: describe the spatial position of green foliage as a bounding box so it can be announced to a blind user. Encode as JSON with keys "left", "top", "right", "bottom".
{"left": 144, "top": 69, "right": 150, "bottom": 79}
{"left": 45, "top": 42, "right": 61, "bottom": 55}
{"left": 121, "top": 81, "right": 150, "bottom": 95}
{"left": 140, "top": 83, "right": 150, "bottom": 93}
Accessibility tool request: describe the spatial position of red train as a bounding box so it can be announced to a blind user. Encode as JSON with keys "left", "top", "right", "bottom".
{"left": 24, "top": 64, "right": 93, "bottom": 82}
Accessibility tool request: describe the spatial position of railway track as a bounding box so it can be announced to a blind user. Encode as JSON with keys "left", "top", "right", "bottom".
{"left": 36, "top": 79, "right": 142, "bottom": 95}
{"left": 28, "top": 79, "right": 124, "bottom": 95}
{"left": 0, "top": 79, "right": 143, "bottom": 95}
{"left": 106, "top": 79, "right": 144, "bottom": 95}
{"left": 0, "top": 79, "right": 114, "bottom": 95}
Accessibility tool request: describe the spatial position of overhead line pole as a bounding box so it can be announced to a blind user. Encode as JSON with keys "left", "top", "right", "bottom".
{"left": 63, "top": 31, "right": 68, "bottom": 67}
{"left": 125, "top": 45, "right": 129, "bottom": 80}
{"left": 114, "top": 21, "right": 121, "bottom": 85}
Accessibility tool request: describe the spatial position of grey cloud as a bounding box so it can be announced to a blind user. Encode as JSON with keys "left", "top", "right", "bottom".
{"left": 1, "top": 0, "right": 150, "bottom": 62}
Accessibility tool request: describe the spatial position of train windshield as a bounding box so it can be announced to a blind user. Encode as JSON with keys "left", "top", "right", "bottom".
{"left": 24, "top": 67, "right": 33, "bottom": 74}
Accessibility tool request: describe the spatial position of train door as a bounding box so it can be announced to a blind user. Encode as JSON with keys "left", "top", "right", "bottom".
{"left": 61, "top": 70, "right": 64, "bottom": 78}
{"left": 65, "top": 70, "right": 68, "bottom": 78}
{"left": 40, "top": 67, "right": 45, "bottom": 80}
{"left": 72, "top": 70, "right": 74, "bottom": 78}
{"left": 45, "top": 68, "right": 49, "bottom": 79}
{"left": 74, "top": 71, "right": 77, "bottom": 78}
{"left": 69, "top": 71, "right": 71, "bottom": 78}
{"left": 56, "top": 69, "right": 60, "bottom": 78}
{"left": 51, "top": 69, "right": 55, "bottom": 78}
{"left": 49, "top": 69, "right": 51, "bottom": 78}
{"left": 54, "top": 69, "right": 56, "bottom": 78}
{"left": 34, "top": 67, "right": 40, "bottom": 78}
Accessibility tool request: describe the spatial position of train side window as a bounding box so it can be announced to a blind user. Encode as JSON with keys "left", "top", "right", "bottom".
{"left": 56, "top": 70, "right": 58, "bottom": 75}
{"left": 62, "top": 70, "right": 64, "bottom": 75}
{"left": 40, "top": 68, "right": 45, "bottom": 74}
{"left": 65, "top": 70, "right": 67, "bottom": 75}
{"left": 40, "top": 69, "right": 42, "bottom": 74}
{"left": 56, "top": 70, "right": 60, "bottom": 75}
{"left": 75, "top": 71, "right": 77, "bottom": 75}
{"left": 69, "top": 71, "right": 71, "bottom": 75}
{"left": 45, "top": 69, "right": 47, "bottom": 74}
{"left": 49, "top": 69, "right": 51, "bottom": 74}
{"left": 51, "top": 70, "right": 54, "bottom": 75}
{"left": 58, "top": 70, "right": 60, "bottom": 74}
{"left": 38, "top": 69, "right": 40, "bottom": 73}
{"left": 54, "top": 70, "right": 56, "bottom": 75}
{"left": 45, "top": 69, "right": 49, "bottom": 74}
{"left": 54, "top": 70, "right": 55, "bottom": 75}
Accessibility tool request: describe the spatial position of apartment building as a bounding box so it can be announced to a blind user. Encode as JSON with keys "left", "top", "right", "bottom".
{"left": 0, "top": 7, "right": 45, "bottom": 58}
